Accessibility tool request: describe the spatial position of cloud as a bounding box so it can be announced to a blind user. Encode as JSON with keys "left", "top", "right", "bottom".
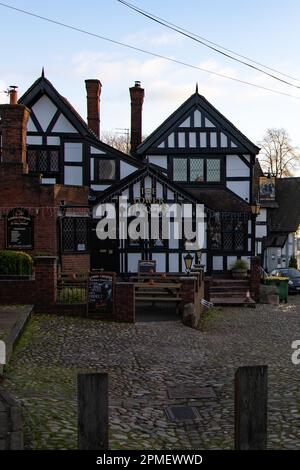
{"left": 123, "top": 30, "right": 185, "bottom": 47}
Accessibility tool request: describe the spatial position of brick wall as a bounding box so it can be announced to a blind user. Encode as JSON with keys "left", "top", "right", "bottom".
{"left": 114, "top": 282, "right": 135, "bottom": 322}
{"left": 0, "top": 256, "right": 57, "bottom": 312}
{"left": 61, "top": 254, "right": 90, "bottom": 274}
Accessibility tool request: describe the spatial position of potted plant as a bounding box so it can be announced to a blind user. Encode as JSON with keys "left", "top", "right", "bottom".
{"left": 231, "top": 259, "right": 249, "bottom": 279}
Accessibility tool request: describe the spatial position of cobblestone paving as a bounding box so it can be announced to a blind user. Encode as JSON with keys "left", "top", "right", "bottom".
{"left": 4, "top": 298, "right": 300, "bottom": 450}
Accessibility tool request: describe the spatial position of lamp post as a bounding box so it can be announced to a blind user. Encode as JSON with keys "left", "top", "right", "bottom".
{"left": 184, "top": 252, "right": 194, "bottom": 276}
{"left": 250, "top": 200, "right": 261, "bottom": 257}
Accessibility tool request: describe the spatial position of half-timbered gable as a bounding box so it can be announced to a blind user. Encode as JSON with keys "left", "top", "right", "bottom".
{"left": 134, "top": 89, "right": 260, "bottom": 273}
{"left": 19, "top": 73, "right": 141, "bottom": 189}
{"left": 136, "top": 90, "right": 259, "bottom": 205}
{"left": 92, "top": 164, "right": 207, "bottom": 274}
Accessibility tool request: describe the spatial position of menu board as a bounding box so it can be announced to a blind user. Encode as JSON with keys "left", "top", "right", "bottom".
{"left": 88, "top": 272, "right": 115, "bottom": 313}
{"left": 7, "top": 208, "right": 33, "bottom": 249}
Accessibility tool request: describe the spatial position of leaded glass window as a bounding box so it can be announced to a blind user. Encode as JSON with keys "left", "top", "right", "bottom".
{"left": 173, "top": 158, "right": 187, "bottom": 181}
{"left": 27, "top": 148, "right": 59, "bottom": 173}
{"left": 97, "top": 159, "right": 116, "bottom": 180}
{"left": 190, "top": 159, "right": 204, "bottom": 182}
{"left": 208, "top": 214, "right": 246, "bottom": 252}
{"left": 62, "top": 218, "right": 88, "bottom": 252}
{"left": 207, "top": 159, "right": 221, "bottom": 182}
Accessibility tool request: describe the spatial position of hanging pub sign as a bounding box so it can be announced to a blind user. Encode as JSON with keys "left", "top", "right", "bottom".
{"left": 88, "top": 271, "right": 115, "bottom": 314}
{"left": 259, "top": 176, "right": 276, "bottom": 200}
{"left": 7, "top": 208, "right": 33, "bottom": 249}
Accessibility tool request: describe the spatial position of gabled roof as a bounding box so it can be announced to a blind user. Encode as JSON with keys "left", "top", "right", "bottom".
{"left": 270, "top": 177, "right": 300, "bottom": 232}
{"left": 92, "top": 163, "right": 208, "bottom": 207}
{"left": 137, "top": 91, "right": 260, "bottom": 155}
{"left": 18, "top": 73, "right": 141, "bottom": 168}
{"left": 19, "top": 74, "right": 94, "bottom": 137}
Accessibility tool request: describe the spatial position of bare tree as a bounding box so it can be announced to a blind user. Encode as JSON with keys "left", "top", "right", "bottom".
{"left": 101, "top": 130, "right": 130, "bottom": 154}
{"left": 258, "top": 128, "right": 300, "bottom": 177}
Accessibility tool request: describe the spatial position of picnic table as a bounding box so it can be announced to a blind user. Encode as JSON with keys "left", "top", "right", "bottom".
{"left": 134, "top": 282, "right": 182, "bottom": 314}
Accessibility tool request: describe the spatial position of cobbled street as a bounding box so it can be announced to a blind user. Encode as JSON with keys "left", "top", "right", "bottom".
{"left": 4, "top": 299, "right": 300, "bottom": 450}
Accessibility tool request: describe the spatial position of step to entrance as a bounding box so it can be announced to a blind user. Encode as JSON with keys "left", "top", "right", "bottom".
{"left": 210, "top": 278, "right": 255, "bottom": 307}
{"left": 211, "top": 296, "right": 256, "bottom": 307}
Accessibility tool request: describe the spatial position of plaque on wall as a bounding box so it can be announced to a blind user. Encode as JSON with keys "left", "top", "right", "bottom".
{"left": 7, "top": 208, "right": 33, "bottom": 249}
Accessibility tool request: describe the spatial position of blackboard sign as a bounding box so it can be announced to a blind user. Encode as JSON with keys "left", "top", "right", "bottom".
{"left": 138, "top": 260, "right": 156, "bottom": 274}
{"left": 88, "top": 272, "right": 115, "bottom": 313}
{"left": 7, "top": 208, "right": 33, "bottom": 249}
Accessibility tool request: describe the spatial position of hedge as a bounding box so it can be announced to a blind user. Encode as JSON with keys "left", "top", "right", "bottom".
{"left": 0, "top": 250, "right": 34, "bottom": 276}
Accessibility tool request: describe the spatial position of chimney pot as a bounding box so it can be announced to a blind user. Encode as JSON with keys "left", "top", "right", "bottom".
{"left": 85, "top": 79, "right": 102, "bottom": 138}
{"left": 9, "top": 86, "right": 18, "bottom": 105}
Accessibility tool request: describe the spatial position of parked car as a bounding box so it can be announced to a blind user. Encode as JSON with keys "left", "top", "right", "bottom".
{"left": 270, "top": 268, "right": 300, "bottom": 293}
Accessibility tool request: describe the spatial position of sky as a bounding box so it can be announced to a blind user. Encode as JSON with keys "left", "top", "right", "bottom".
{"left": 1, "top": 0, "right": 300, "bottom": 153}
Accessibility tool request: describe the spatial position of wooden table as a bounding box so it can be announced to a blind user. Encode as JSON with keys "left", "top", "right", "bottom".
{"left": 134, "top": 282, "right": 182, "bottom": 313}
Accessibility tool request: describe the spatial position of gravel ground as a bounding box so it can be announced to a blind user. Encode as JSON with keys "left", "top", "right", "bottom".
{"left": 4, "top": 298, "right": 300, "bottom": 450}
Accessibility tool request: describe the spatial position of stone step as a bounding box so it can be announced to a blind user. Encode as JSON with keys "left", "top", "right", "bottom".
{"left": 211, "top": 296, "right": 256, "bottom": 307}
{"left": 211, "top": 286, "right": 250, "bottom": 292}
{"left": 210, "top": 291, "right": 250, "bottom": 298}
{"left": 212, "top": 279, "right": 249, "bottom": 285}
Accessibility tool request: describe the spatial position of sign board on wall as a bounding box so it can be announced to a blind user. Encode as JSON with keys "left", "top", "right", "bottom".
{"left": 138, "top": 260, "right": 156, "bottom": 274}
{"left": 6, "top": 208, "right": 33, "bottom": 249}
{"left": 259, "top": 177, "right": 276, "bottom": 200}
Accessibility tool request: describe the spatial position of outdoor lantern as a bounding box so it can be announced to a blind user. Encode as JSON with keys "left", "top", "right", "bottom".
{"left": 251, "top": 200, "right": 261, "bottom": 217}
{"left": 184, "top": 252, "right": 194, "bottom": 274}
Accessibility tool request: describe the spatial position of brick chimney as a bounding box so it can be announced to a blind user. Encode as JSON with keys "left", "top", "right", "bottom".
{"left": 130, "top": 81, "right": 144, "bottom": 155}
{"left": 0, "top": 103, "right": 30, "bottom": 171}
{"left": 85, "top": 79, "right": 102, "bottom": 138}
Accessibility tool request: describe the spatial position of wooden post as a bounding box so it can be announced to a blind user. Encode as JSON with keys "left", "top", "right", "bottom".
{"left": 77, "top": 373, "right": 108, "bottom": 450}
{"left": 235, "top": 365, "right": 268, "bottom": 450}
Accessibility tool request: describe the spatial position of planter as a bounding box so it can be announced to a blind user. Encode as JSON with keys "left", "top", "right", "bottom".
{"left": 232, "top": 268, "right": 248, "bottom": 279}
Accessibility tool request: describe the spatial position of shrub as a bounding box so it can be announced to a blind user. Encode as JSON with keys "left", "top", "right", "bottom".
{"left": 289, "top": 255, "right": 298, "bottom": 269}
{"left": 0, "top": 250, "right": 33, "bottom": 276}
{"left": 231, "top": 259, "right": 249, "bottom": 270}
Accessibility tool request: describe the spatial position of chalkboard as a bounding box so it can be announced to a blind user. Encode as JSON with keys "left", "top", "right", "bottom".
{"left": 88, "top": 272, "right": 115, "bottom": 313}
{"left": 138, "top": 260, "right": 156, "bottom": 274}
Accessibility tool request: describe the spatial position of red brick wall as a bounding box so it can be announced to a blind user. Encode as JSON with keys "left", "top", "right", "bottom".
{"left": 114, "top": 282, "right": 135, "bottom": 322}
{"left": 61, "top": 254, "right": 90, "bottom": 273}
{"left": 0, "top": 256, "right": 57, "bottom": 312}
{"left": 0, "top": 279, "right": 36, "bottom": 304}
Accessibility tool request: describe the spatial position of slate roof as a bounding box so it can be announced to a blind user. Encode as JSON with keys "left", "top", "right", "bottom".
{"left": 270, "top": 177, "right": 300, "bottom": 232}
{"left": 186, "top": 188, "right": 251, "bottom": 213}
